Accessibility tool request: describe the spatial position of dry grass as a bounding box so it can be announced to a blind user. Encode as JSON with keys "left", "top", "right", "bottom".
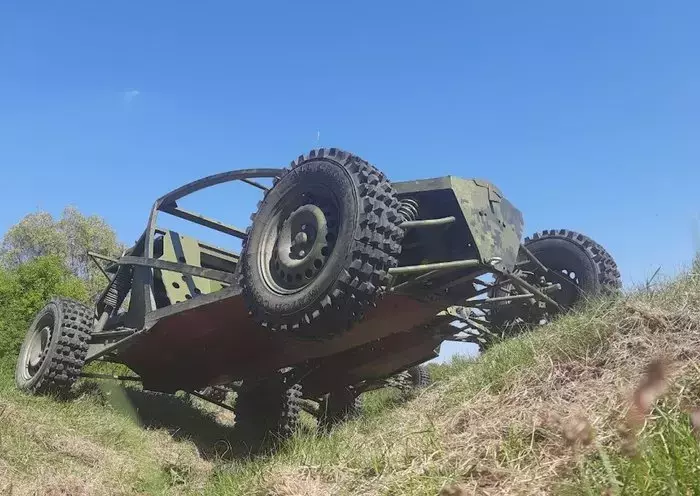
{"left": 2, "top": 258, "right": 700, "bottom": 495}
{"left": 0, "top": 384, "right": 213, "bottom": 495}
{"left": 209, "top": 258, "right": 700, "bottom": 495}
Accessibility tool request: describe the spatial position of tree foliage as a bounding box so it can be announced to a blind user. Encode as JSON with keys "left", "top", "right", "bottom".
{"left": 0, "top": 206, "right": 124, "bottom": 296}
{"left": 0, "top": 256, "right": 88, "bottom": 371}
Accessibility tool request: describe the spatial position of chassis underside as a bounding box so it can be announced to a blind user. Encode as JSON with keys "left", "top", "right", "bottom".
{"left": 79, "top": 166, "right": 577, "bottom": 399}
{"left": 17, "top": 149, "right": 621, "bottom": 442}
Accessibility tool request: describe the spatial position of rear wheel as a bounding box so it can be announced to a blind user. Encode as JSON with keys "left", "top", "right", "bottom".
{"left": 489, "top": 229, "right": 621, "bottom": 342}
{"left": 523, "top": 229, "right": 620, "bottom": 303}
{"left": 233, "top": 377, "right": 302, "bottom": 454}
{"left": 317, "top": 386, "right": 363, "bottom": 431}
{"left": 240, "top": 148, "right": 404, "bottom": 339}
{"left": 15, "top": 298, "right": 92, "bottom": 397}
{"left": 407, "top": 365, "right": 431, "bottom": 388}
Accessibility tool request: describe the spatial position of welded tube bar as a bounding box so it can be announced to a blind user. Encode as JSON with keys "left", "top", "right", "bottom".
{"left": 88, "top": 251, "right": 120, "bottom": 265}
{"left": 239, "top": 178, "right": 269, "bottom": 191}
{"left": 160, "top": 204, "right": 247, "bottom": 239}
{"left": 189, "top": 391, "right": 237, "bottom": 414}
{"left": 506, "top": 273, "right": 563, "bottom": 309}
{"left": 156, "top": 168, "right": 284, "bottom": 206}
{"left": 400, "top": 216, "right": 456, "bottom": 229}
{"left": 472, "top": 278, "right": 494, "bottom": 288}
{"left": 518, "top": 243, "right": 550, "bottom": 274}
{"left": 389, "top": 270, "right": 441, "bottom": 292}
{"left": 298, "top": 398, "right": 320, "bottom": 416}
{"left": 468, "top": 286, "right": 495, "bottom": 299}
{"left": 388, "top": 259, "right": 481, "bottom": 276}
{"left": 465, "top": 315, "right": 491, "bottom": 326}
{"left": 117, "top": 256, "right": 237, "bottom": 284}
{"left": 88, "top": 253, "right": 113, "bottom": 282}
{"left": 80, "top": 372, "right": 142, "bottom": 382}
{"left": 469, "top": 293, "right": 535, "bottom": 305}
{"left": 90, "top": 329, "right": 136, "bottom": 339}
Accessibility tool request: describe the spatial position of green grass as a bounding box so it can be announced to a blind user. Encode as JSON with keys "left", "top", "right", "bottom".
{"left": 564, "top": 406, "right": 700, "bottom": 495}
{"left": 0, "top": 377, "right": 213, "bottom": 495}
{"left": 1, "top": 257, "right": 700, "bottom": 494}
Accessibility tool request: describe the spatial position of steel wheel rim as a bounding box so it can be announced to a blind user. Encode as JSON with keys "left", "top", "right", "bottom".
{"left": 20, "top": 313, "right": 54, "bottom": 381}
{"left": 258, "top": 183, "right": 341, "bottom": 295}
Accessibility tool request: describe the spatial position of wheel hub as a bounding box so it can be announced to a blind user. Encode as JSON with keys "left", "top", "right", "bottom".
{"left": 271, "top": 203, "right": 336, "bottom": 290}
{"left": 24, "top": 322, "right": 52, "bottom": 378}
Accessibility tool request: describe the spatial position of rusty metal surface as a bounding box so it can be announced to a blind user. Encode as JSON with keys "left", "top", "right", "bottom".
{"left": 116, "top": 292, "right": 444, "bottom": 393}
{"left": 300, "top": 324, "right": 445, "bottom": 397}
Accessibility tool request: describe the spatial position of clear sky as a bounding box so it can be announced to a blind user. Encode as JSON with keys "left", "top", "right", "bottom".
{"left": 1, "top": 2, "right": 698, "bottom": 360}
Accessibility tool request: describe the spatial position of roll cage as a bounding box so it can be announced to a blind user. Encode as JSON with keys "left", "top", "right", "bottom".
{"left": 87, "top": 168, "right": 283, "bottom": 362}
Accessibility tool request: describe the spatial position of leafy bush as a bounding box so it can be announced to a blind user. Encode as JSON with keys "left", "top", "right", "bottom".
{"left": 0, "top": 255, "right": 88, "bottom": 379}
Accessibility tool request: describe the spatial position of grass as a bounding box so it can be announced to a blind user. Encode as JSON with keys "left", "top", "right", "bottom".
{"left": 0, "top": 378, "right": 214, "bottom": 495}
{"left": 2, "top": 256, "right": 700, "bottom": 494}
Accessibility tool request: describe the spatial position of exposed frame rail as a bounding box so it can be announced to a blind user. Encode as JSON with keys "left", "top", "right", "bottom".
{"left": 160, "top": 204, "right": 248, "bottom": 239}
{"left": 86, "top": 168, "right": 284, "bottom": 363}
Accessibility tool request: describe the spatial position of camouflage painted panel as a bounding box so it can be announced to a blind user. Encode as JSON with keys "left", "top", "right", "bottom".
{"left": 158, "top": 231, "right": 226, "bottom": 304}
{"left": 449, "top": 177, "right": 524, "bottom": 269}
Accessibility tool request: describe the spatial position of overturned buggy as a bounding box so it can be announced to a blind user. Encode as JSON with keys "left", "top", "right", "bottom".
{"left": 15, "top": 148, "right": 621, "bottom": 447}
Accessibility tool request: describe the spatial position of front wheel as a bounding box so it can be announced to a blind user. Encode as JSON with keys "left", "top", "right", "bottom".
{"left": 15, "top": 298, "right": 92, "bottom": 396}
{"left": 240, "top": 148, "right": 404, "bottom": 339}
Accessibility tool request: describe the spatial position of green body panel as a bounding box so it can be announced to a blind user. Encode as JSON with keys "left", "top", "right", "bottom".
{"left": 157, "top": 231, "right": 226, "bottom": 304}
{"left": 393, "top": 176, "right": 524, "bottom": 270}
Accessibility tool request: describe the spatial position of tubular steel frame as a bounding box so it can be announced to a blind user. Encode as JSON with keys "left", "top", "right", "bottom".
{"left": 82, "top": 166, "right": 570, "bottom": 401}
{"left": 85, "top": 168, "right": 283, "bottom": 364}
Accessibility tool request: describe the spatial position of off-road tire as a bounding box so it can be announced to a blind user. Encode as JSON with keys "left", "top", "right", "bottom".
{"left": 15, "top": 298, "right": 92, "bottom": 396}
{"left": 525, "top": 229, "right": 621, "bottom": 295}
{"left": 198, "top": 386, "right": 228, "bottom": 404}
{"left": 241, "top": 148, "right": 404, "bottom": 338}
{"left": 233, "top": 378, "right": 302, "bottom": 454}
{"left": 317, "top": 386, "right": 363, "bottom": 431}
{"left": 407, "top": 365, "right": 431, "bottom": 388}
{"left": 489, "top": 229, "right": 621, "bottom": 340}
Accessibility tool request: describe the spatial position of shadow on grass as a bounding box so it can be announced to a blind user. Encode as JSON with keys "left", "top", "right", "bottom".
{"left": 67, "top": 380, "right": 418, "bottom": 464}
{"left": 73, "top": 381, "right": 277, "bottom": 462}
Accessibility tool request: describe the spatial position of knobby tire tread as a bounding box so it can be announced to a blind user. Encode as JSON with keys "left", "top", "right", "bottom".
{"left": 29, "top": 298, "right": 92, "bottom": 396}
{"left": 241, "top": 148, "right": 404, "bottom": 337}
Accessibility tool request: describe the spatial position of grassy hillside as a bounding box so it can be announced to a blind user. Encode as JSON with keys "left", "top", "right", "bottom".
{"left": 2, "top": 256, "right": 700, "bottom": 495}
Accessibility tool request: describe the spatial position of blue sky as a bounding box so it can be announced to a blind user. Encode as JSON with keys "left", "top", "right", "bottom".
{"left": 1, "top": 2, "right": 698, "bottom": 359}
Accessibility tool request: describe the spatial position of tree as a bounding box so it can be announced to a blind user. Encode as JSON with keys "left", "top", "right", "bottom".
{"left": 0, "top": 256, "right": 88, "bottom": 372}
{"left": 0, "top": 206, "right": 124, "bottom": 296}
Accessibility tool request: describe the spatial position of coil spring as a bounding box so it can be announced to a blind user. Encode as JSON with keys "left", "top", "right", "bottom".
{"left": 398, "top": 198, "right": 419, "bottom": 222}
{"left": 104, "top": 266, "right": 133, "bottom": 310}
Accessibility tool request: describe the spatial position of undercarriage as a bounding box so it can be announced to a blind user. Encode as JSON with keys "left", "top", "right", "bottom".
{"left": 15, "top": 148, "right": 621, "bottom": 452}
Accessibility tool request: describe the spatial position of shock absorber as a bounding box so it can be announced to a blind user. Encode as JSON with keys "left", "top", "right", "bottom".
{"left": 103, "top": 266, "right": 132, "bottom": 310}
{"left": 398, "top": 198, "right": 419, "bottom": 222}
{"left": 95, "top": 266, "right": 133, "bottom": 332}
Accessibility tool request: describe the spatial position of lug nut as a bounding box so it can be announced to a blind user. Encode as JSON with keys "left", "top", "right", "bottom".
{"left": 293, "top": 232, "right": 308, "bottom": 247}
